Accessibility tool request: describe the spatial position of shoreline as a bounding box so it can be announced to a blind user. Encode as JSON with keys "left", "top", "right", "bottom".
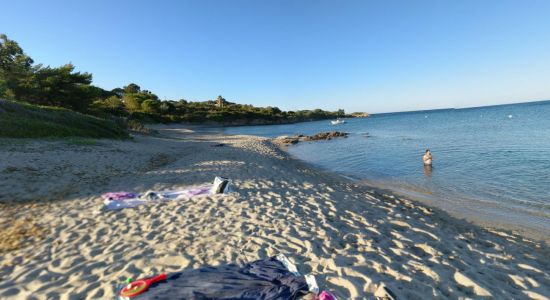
{"left": 358, "top": 178, "right": 550, "bottom": 243}
{"left": 148, "top": 116, "right": 359, "bottom": 128}
{"left": 279, "top": 149, "right": 550, "bottom": 244}
{"left": 0, "top": 126, "right": 549, "bottom": 299}
{"left": 280, "top": 139, "right": 550, "bottom": 245}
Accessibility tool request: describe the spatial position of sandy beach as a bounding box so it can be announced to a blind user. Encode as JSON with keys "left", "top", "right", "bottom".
{"left": 0, "top": 126, "right": 549, "bottom": 299}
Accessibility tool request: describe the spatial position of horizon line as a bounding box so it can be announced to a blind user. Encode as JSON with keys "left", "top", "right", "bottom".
{"left": 370, "top": 98, "right": 550, "bottom": 116}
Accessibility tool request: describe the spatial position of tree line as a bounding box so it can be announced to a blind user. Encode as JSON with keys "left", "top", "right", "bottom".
{"left": 0, "top": 34, "right": 347, "bottom": 124}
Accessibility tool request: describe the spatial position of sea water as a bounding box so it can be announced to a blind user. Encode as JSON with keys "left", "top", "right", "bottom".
{"left": 222, "top": 101, "right": 550, "bottom": 237}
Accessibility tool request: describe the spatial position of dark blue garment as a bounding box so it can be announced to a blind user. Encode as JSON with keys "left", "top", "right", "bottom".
{"left": 131, "top": 257, "right": 309, "bottom": 300}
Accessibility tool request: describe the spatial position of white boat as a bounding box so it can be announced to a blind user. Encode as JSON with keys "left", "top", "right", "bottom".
{"left": 330, "top": 119, "right": 346, "bottom": 125}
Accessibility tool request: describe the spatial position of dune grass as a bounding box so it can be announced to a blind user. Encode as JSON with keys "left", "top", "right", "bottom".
{"left": 0, "top": 99, "right": 129, "bottom": 139}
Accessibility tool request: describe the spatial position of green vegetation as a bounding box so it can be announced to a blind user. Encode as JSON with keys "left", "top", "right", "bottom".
{"left": 0, "top": 99, "right": 128, "bottom": 138}
{"left": 91, "top": 93, "right": 347, "bottom": 124}
{"left": 1, "top": 33, "right": 349, "bottom": 138}
{"left": 0, "top": 35, "right": 104, "bottom": 112}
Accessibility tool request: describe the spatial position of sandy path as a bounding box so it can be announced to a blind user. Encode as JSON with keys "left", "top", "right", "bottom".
{"left": 0, "top": 129, "right": 549, "bottom": 299}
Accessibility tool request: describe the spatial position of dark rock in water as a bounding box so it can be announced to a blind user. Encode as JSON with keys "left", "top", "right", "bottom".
{"left": 302, "top": 131, "right": 348, "bottom": 141}
{"left": 276, "top": 137, "right": 300, "bottom": 144}
{"left": 275, "top": 131, "right": 348, "bottom": 146}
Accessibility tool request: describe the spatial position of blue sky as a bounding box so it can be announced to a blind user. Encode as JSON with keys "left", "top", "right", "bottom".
{"left": 2, "top": 0, "right": 550, "bottom": 113}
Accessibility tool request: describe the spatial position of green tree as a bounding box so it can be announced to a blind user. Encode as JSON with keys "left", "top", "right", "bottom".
{"left": 123, "top": 83, "right": 141, "bottom": 94}
{"left": 0, "top": 34, "right": 34, "bottom": 100}
{"left": 0, "top": 34, "right": 100, "bottom": 111}
{"left": 123, "top": 94, "right": 141, "bottom": 112}
{"left": 141, "top": 90, "right": 158, "bottom": 100}
{"left": 111, "top": 87, "right": 124, "bottom": 98}
{"left": 141, "top": 99, "right": 159, "bottom": 114}
{"left": 159, "top": 101, "right": 172, "bottom": 114}
{"left": 31, "top": 64, "right": 96, "bottom": 111}
{"left": 90, "top": 96, "right": 125, "bottom": 116}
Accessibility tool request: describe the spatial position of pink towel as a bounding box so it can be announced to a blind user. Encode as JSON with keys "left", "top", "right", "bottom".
{"left": 317, "top": 291, "right": 337, "bottom": 300}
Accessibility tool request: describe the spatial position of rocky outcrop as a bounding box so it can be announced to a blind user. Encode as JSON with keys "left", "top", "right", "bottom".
{"left": 302, "top": 131, "right": 349, "bottom": 141}
{"left": 274, "top": 131, "right": 348, "bottom": 146}
{"left": 351, "top": 112, "right": 370, "bottom": 118}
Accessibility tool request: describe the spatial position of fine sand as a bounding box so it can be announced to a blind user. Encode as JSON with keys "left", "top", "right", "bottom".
{"left": 0, "top": 126, "right": 549, "bottom": 299}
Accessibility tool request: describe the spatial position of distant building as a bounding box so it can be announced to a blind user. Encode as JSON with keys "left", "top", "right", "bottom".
{"left": 215, "top": 95, "right": 227, "bottom": 108}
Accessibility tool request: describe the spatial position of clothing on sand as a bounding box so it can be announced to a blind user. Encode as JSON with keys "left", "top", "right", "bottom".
{"left": 122, "top": 257, "right": 311, "bottom": 299}
{"left": 102, "top": 186, "right": 212, "bottom": 211}
{"left": 103, "top": 177, "right": 231, "bottom": 211}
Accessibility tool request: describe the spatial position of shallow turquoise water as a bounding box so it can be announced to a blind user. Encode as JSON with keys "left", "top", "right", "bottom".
{"left": 222, "top": 101, "right": 550, "bottom": 235}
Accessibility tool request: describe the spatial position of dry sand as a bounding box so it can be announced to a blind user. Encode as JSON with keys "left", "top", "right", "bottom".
{"left": 0, "top": 126, "right": 549, "bottom": 299}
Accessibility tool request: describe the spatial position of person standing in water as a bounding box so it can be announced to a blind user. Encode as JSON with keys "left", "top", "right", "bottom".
{"left": 423, "top": 149, "right": 433, "bottom": 165}
{"left": 423, "top": 149, "right": 433, "bottom": 177}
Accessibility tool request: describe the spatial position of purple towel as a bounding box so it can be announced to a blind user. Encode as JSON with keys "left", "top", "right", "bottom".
{"left": 101, "top": 192, "right": 137, "bottom": 201}
{"left": 102, "top": 186, "right": 214, "bottom": 211}
{"left": 143, "top": 186, "right": 212, "bottom": 200}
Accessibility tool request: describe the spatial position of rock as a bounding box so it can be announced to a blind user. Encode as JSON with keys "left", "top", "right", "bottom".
{"left": 303, "top": 131, "right": 348, "bottom": 141}
{"left": 274, "top": 131, "right": 348, "bottom": 146}
{"left": 284, "top": 138, "right": 300, "bottom": 144}
{"left": 275, "top": 136, "right": 300, "bottom": 145}
{"left": 351, "top": 112, "right": 370, "bottom": 118}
